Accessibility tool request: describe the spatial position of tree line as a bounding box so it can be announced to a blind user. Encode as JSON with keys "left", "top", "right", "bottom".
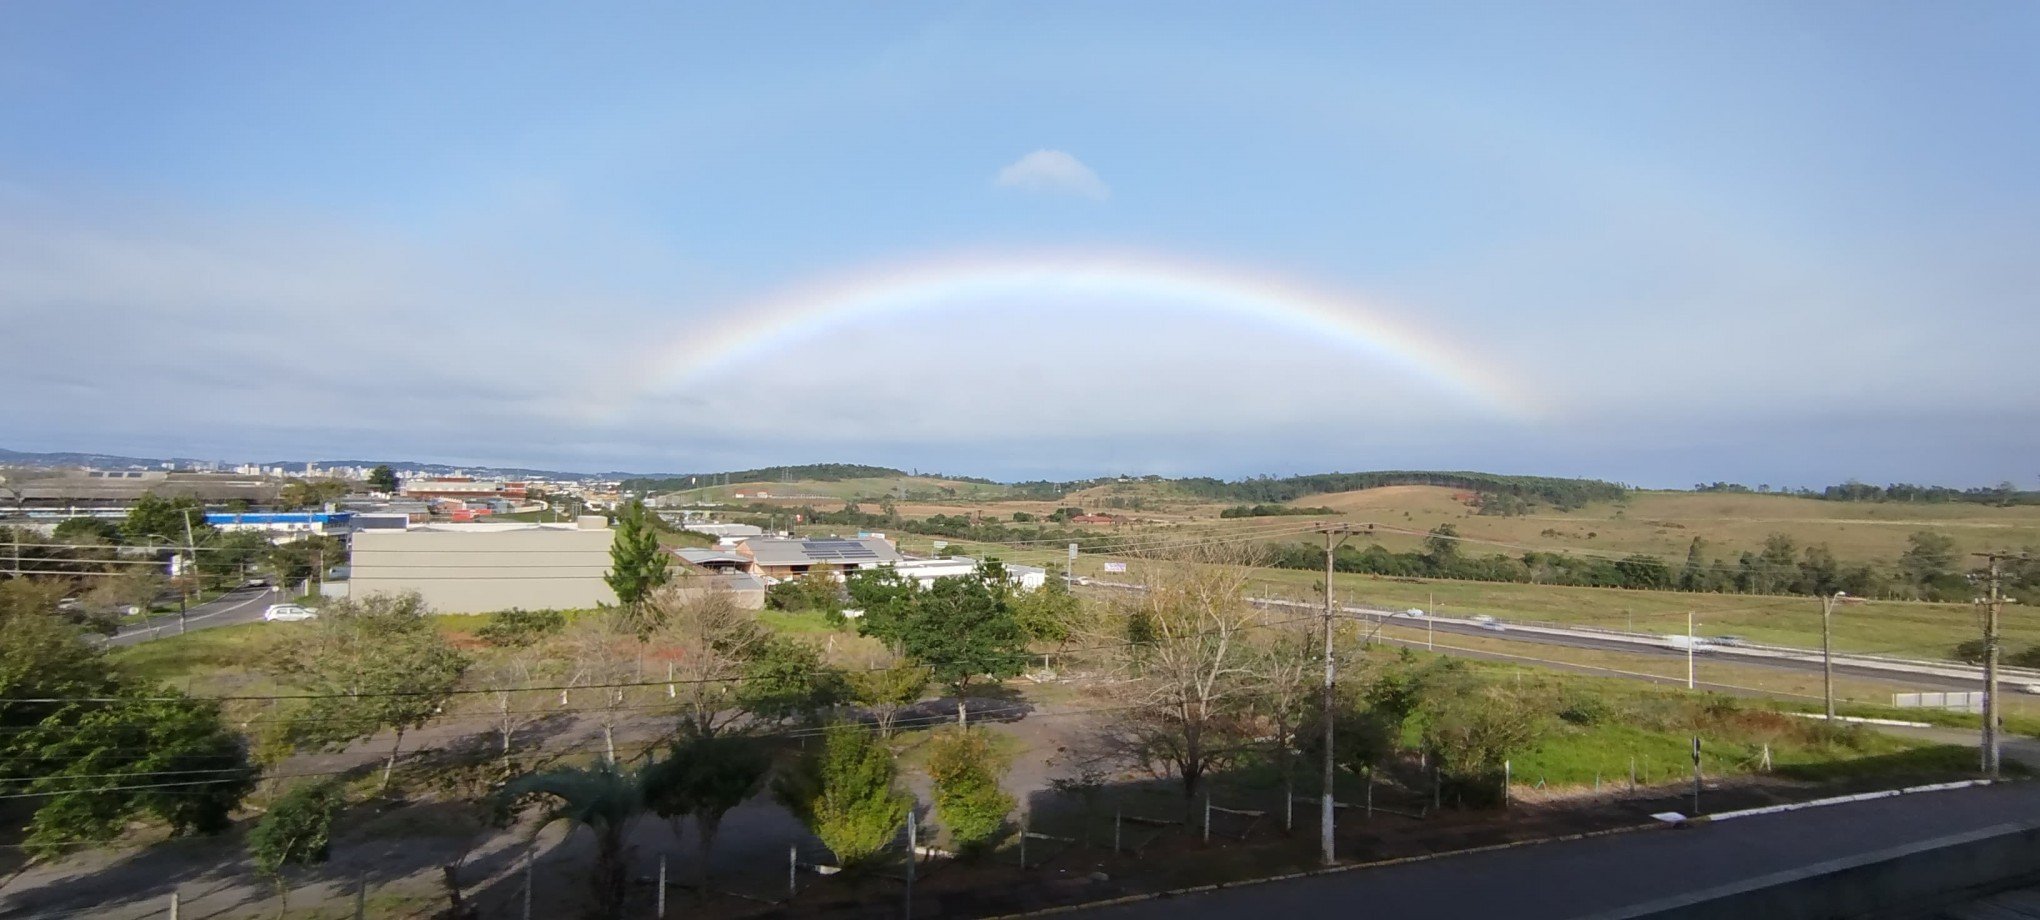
{"left": 1258, "top": 525, "right": 2037, "bottom": 604}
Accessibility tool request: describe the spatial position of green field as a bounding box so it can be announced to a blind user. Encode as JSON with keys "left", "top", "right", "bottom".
{"left": 889, "top": 533, "right": 2017, "bottom": 662}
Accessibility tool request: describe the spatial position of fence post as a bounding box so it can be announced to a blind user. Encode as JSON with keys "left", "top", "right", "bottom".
{"left": 168, "top": 892, "right": 179, "bottom": 920}
{"left": 1020, "top": 812, "right": 1029, "bottom": 868}
{"left": 1113, "top": 805, "right": 1122, "bottom": 854}
{"left": 656, "top": 854, "right": 667, "bottom": 918}
{"left": 1365, "top": 768, "right": 1374, "bottom": 819}
{"left": 1629, "top": 756, "right": 1637, "bottom": 791}
{"left": 354, "top": 873, "right": 366, "bottom": 920}
{"left": 1503, "top": 760, "right": 1511, "bottom": 808}
{"left": 788, "top": 844, "right": 798, "bottom": 902}
{"left": 1203, "top": 794, "right": 1212, "bottom": 844}
{"left": 523, "top": 853, "right": 533, "bottom": 920}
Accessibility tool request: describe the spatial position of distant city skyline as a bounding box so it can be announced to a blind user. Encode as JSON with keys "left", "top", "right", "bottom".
{"left": 4, "top": 3, "right": 2036, "bottom": 486}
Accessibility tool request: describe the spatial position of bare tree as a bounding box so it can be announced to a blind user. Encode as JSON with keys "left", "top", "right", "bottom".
{"left": 1250, "top": 618, "right": 1319, "bottom": 829}
{"left": 647, "top": 584, "right": 770, "bottom": 739}
{"left": 560, "top": 613, "right": 643, "bottom": 764}
{"left": 1087, "top": 542, "right": 1268, "bottom": 814}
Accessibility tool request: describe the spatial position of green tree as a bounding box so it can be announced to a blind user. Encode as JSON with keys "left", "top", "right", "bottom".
{"left": 276, "top": 478, "right": 350, "bottom": 511}
{"left": 503, "top": 761, "right": 648, "bottom": 920}
{"left": 774, "top": 722, "right": 911, "bottom": 869}
{"left": 367, "top": 465, "right": 399, "bottom": 494}
{"left": 20, "top": 690, "right": 255, "bottom": 857}
{"left": 274, "top": 593, "right": 469, "bottom": 793}
{"left": 924, "top": 728, "right": 1015, "bottom": 856}
{"left": 121, "top": 493, "right": 211, "bottom": 546}
{"left": 643, "top": 732, "right": 774, "bottom": 890}
{"left": 1900, "top": 531, "right": 1960, "bottom": 596}
{"left": 1757, "top": 533, "right": 1798, "bottom": 593}
{"left": 846, "top": 567, "right": 919, "bottom": 648}
{"left": 248, "top": 781, "right": 346, "bottom": 919}
{"left": 1423, "top": 524, "right": 1462, "bottom": 566}
{"left": 1010, "top": 579, "right": 1079, "bottom": 642}
{"left": 736, "top": 634, "right": 848, "bottom": 724}
{"left": 900, "top": 564, "right": 1029, "bottom": 725}
{"left": 1421, "top": 684, "right": 1545, "bottom": 808}
{"left": 264, "top": 534, "right": 342, "bottom": 593}
{"left": 52, "top": 517, "right": 120, "bottom": 545}
{"left": 195, "top": 530, "right": 273, "bottom": 588}
{"left": 846, "top": 661, "right": 930, "bottom": 738}
{"left": 1679, "top": 537, "right": 1708, "bottom": 592}
{"left": 605, "top": 498, "right": 670, "bottom": 633}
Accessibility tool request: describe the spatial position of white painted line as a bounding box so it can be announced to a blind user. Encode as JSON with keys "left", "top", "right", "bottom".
{"left": 1783, "top": 712, "right": 1933, "bottom": 728}
{"left": 110, "top": 588, "right": 271, "bottom": 640}
{"left": 1706, "top": 779, "right": 1994, "bottom": 822}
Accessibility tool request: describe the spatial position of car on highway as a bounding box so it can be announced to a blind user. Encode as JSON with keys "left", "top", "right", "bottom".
{"left": 245, "top": 577, "right": 270, "bottom": 588}
{"left": 1711, "top": 635, "right": 1749, "bottom": 648}
{"left": 1470, "top": 614, "right": 1506, "bottom": 632}
{"left": 1400, "top": 608, "right": 1426, "bottom": 618}
{"left": 1664, "top": 634, "right": 1710, "bottom": 651}
{"left": 262, "top": 604, "right": 319, "bottom": 622}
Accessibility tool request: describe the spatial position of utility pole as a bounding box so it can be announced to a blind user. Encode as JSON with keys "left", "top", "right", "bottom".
{"left": 1314, "top": 523, "right": 1363, "bottom": 866}
{"left": 1973, "top": 553, "right": 2023, "bottom": 778}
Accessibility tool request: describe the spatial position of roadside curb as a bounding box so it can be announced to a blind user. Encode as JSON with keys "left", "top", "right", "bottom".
{"left": 985, "top": 779, "right": 2018, "bottom": 918}
{"left": 979, "top": 821, "right": 1662, "bottom": 919}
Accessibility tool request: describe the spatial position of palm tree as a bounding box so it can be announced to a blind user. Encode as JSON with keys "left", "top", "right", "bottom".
{"left": 643, "top": 733, "right": 773, "bottom": 893}
{"left": 502, "top": 761, "right": 649, "bottom": 920}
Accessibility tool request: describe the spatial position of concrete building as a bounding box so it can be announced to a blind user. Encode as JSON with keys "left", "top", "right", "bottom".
{"left": 398, "top": 476, "right": 528, "bottom": 503}
{"left": 348, "top": 516, "right": 616, "bottom": 614}
{"left": 894, "top": 557, "right": 1049, "bottom": 590}
{"left": 4, "top": 471, "right": 277, "bottom": 515}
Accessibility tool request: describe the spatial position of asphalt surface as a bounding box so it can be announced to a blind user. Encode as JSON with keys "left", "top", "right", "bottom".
{"left": 1074, "top": 782, "right": 2040, "bottom": 920}
{"left": 101, "top": 584, "right": 279, "bottom": 647}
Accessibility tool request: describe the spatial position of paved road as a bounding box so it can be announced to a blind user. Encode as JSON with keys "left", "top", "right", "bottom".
{"left": 102, "top": 585, "right": 279, "bottom": 647}
{"left": 1075, "top": 782, "right": 2040, "bottom": 920}
{"left": 1082, "top": 580, "right": 1993, "bottom": 694}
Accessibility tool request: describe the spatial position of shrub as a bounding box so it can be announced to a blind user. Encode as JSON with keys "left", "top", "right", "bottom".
{"left": 775, "top": 723, "right": 910, "bottom": 868}
{"left": 925, "top": 729, "right": 1015, "bottom": 855}
{"left": 1557, "top": 691, "right": 1614, "bottom": 726}
{"left": 475, "top": 608, "right": 565, "bottom": 648}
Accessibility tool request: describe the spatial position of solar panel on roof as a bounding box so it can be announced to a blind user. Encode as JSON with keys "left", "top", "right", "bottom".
{"left": 801, "top": 539, "right": 879, "bottom": 561}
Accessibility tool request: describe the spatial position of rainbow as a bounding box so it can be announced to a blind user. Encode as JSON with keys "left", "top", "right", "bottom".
{"left": 631, "top": 253, "right": 1535, "bottom": 417}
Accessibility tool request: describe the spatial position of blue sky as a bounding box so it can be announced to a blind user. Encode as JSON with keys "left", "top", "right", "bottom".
{"left": 3, "top": 2, "right": 2036, "bottom": 485}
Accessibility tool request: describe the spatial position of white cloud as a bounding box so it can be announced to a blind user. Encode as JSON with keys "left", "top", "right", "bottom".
{"left": 993, "top": 149, "right": 1110, "bottom": 199}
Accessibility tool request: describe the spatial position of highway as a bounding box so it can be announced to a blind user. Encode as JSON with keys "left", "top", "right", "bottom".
{"left": 1073, "top": 782, "right": 2040, "bottom": 920}
{"left": 1077, "top": 580, "right": 2013, "bottom": 696}
{"left": 101, "top": 584, "right": 279, "bottom": 647}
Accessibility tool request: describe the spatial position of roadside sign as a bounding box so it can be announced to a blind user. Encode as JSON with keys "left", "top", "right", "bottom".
{"left": 1103, "top": 561, "right": 1127, "bottom": 573}
{"left": 1068, "top": 543, "right": 1078, "bottom": 562}
{"left": 932, "top": 540, "right": 948, "bottom": 550}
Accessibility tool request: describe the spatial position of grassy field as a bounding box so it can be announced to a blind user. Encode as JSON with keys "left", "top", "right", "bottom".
{"left": 887, "top": 532, "right": 2020, "bottom": 661}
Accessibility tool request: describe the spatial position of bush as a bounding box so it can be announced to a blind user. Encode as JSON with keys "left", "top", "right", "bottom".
{"left": 1422, "top": 685, "right": 1544, "bottom": 809}
{"left": 774, "top": 723, "right": 910, "bottom": 868}
{"left": 1557, "top": 691, "right": 1614, "bottom": 727}
{"left": 924, "top": 729, "right": 1015, "bottom": 855}
{"left": 475, "top": 608, "right": 565, "bottom": 648}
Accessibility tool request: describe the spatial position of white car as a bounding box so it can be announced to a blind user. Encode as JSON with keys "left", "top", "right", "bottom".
{"left": 263, "top": 604, "right": 319, "bottom": 622}
{"left": 1470, "top": 614, "right": 1507, "bottom": 632}
{"left": 1401, "top": 608, "right": 1426, "bottom": 618}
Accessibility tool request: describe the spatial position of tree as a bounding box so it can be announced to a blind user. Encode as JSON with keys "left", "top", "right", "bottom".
{"left": 20, "top": 690, "right": 256, "bottom": 857}
{"left": 1900, "top": 531, "right": 1960, "bottom": 596}
{"left": 766, "top": 570, "right": 844, "bottom": 618}
{"left": 274, "top": 592, "right": 469, "bottom": 792}
{"left": 195, "top": 530, "right": 272, "bottom": 589}
{"left": 846, "top": 660, "right": 930, "bottom": 738}
{"left": 1094, "top": 546, "right": 1262, "bottom": 809}
{"left": 1421, "top": 684, "right": 1544, "bottom": 808}
{"left": 367, "top": 464, "right": 399, "bottom": 494}
{"left": 649, "top": 586, "right": 772, "bottom": 739}
{"left": 1249, "top": 620, "right": 1319, "bottom": 825}
{"left": 899, "top": 564, "right": 1029, "bottom": 725}
{"left": 560, "top": 612, "right": 644, "bottom": 764}
{"left": 846, "top": 567, "right": 919, "bottom": 648}
{"left": 643, "top": 732, "right": 774, "bottom": 891}
{"left": 503, "top": 761, "right": 648, "bottom": 920}
{"left": 248, "top": 781, "right": 345, "bottom": 919}
{"left": 1011, "top": 578, "right": 1080, "bottom": 643}
{"left": 1757, "top": 533, "right": 1798, "bottom": 593}
{"left": 774, "top": 722, "right": 911, "bottom": 869}
{"left": 264, "top": 534, "right": 342, "bottom": 593}
{"left": 1423, "top": 524, "right": 1461, "bottom": 567}
{"left": 605, "top": 499, "right": 670, "bottom": 633}
{"left": 277, "top": 478, "right": 350, "bottom": 511}
{"left": 736, "top": 634, "right": 846, "bottom": 725}
{"left": 83, "top": 567, "right": 166, "bottom": 621}
{"left": 1679, "top": 537, "right": 1709, "bottom": 592}
{"left": 475, "top": 607, "right": 566, "bottom": 649}
{"left": 52, "top": 516, "right": 120, "bottom": 545}
{"left": 924, "top": 728, "right": 1015, "bottom": 856}
{"left": 121, "top": 493, "right": 211, "bottom": 546}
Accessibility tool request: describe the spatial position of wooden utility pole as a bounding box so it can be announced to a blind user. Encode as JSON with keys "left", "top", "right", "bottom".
{"left": 1313, "top": 523, "right": 1363, "bottom": 866}
{"left": 1819, "top": 591, "right": 1861, "bottom": 720}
